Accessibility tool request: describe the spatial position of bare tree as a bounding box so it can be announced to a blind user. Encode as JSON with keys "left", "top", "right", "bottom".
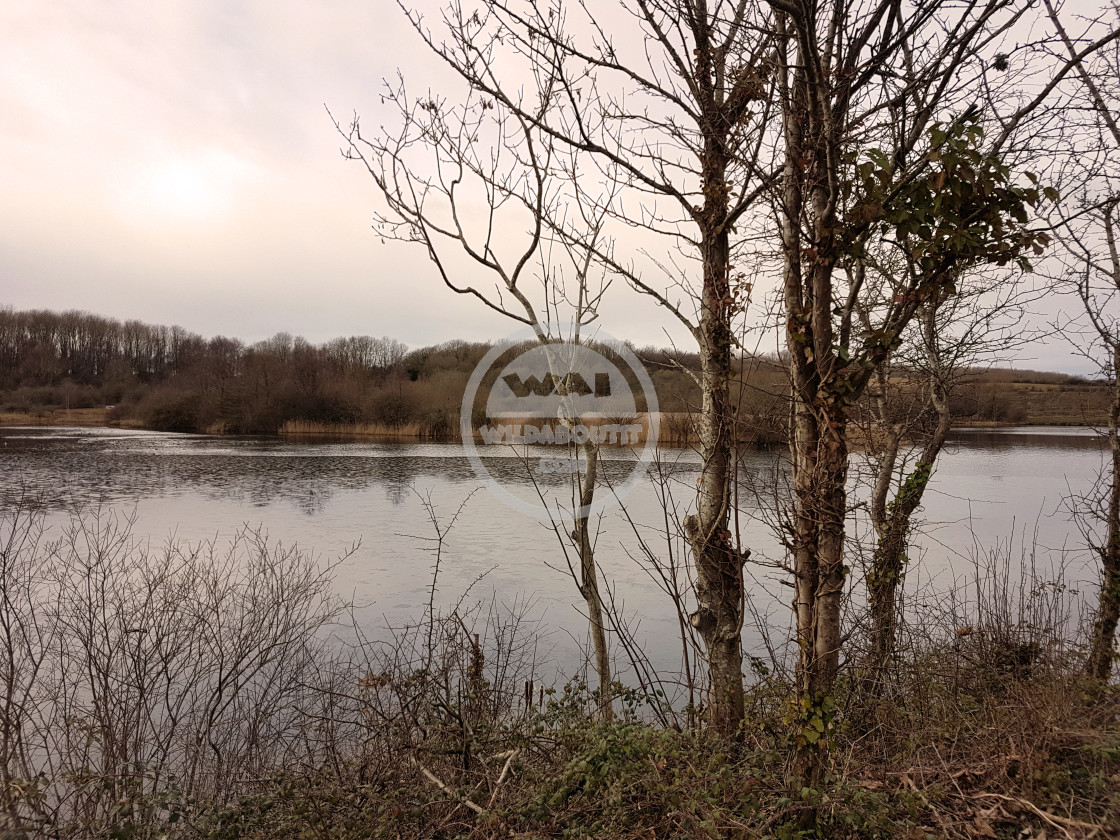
{"left": 1042, "top": 0, "right": 1120, "bottom": 681}
{"left": 855, "top": 266, "right": 1036, "bottom": 691}
{"left": 334, "top": 31, "right": 625, "bottom": 717}
{"left": 343, "top": 0, "right": 776, "bottom": 736}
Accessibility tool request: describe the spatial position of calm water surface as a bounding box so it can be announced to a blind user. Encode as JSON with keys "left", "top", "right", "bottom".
{"left": 0, "top": 425, "right": 1108, "bottom": 680}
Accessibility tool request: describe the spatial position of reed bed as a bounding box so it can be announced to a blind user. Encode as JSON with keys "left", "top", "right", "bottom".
{"left": 659, "top": 410, "right": 787, "bottom": 447}
{"left": 279, "top": 414, "right": 789, "bottom": 446}
{"left": 0, "top": 407, "right": 111, "bottom": 426}
{"left": 279, "top": 419, "right": 427, "bottom": 439}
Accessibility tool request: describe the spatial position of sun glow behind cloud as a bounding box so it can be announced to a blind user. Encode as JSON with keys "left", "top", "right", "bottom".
{"left": 114, "top": 150, "right": 258, "bottom": 229}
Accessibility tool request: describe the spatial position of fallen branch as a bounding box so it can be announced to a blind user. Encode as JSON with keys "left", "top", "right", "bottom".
{"left": 488, "top": 749, "right": 520, "bottom": 807}
{"left": 972, "top": 792, "right": 1103, "bottom": 839}
{"left": 409, "top": 755, "right": 485, "bottom": 815}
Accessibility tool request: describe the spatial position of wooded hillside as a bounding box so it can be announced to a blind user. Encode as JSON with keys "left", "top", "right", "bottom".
{"left": 0, "top": 306, "right": 1106, "bottom": 435}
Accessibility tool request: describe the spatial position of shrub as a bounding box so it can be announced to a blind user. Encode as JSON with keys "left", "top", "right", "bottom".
{"left": 146, "top": 396, "right": 200, "bottom": 432}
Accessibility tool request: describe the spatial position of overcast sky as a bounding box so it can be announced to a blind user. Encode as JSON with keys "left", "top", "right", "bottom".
{"left": 0, "top": 1, "right": 1097, "bottom": 372}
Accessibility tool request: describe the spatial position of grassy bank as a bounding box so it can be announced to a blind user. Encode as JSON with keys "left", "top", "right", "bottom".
{"left": 951, "top": 380, "right": 1111, "bottom": 426}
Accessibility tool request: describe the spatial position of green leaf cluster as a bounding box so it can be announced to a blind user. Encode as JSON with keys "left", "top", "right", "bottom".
{"left": 843, "top": 118, "right": 1053, "bottom": 285}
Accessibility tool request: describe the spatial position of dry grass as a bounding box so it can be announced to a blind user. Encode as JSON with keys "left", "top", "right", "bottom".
{"left": 281, "top": 414, "right": 704, "bottom": 446}
{"left": 839, "top": 669, "right": 1120, "bottom": 839}
{"left": 175, "top": 633, "right": 1119, "bottom": 840}
{"left": 973, "top": 381, "right": 1111, "bottom": 426}
{"left": 278, "top": 418, "right": 426, "bottom": 438}
{"left": 0, "top": 407, "right": 110, "bottom": 426}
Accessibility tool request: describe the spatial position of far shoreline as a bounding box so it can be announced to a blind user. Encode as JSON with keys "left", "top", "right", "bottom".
{"left": 1, "top": 408, "right": 1103, "bottom": 440}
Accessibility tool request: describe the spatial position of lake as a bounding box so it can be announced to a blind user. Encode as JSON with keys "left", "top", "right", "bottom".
{"left": 0, "top": 424, "right": 1108, "bottom": 688}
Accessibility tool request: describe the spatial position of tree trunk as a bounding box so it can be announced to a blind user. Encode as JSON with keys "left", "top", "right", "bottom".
{"left": 571, "top": 440, "right": 614, "bottom": 720}
{"left": 866, "top": 460, "right": 931, "bottom": 682}
{"left": 776, "top": 26, "right": 848, "bottom": 785}
{"left": 783, "top": 256, "right": 850, "bottom": 788}
{"left": 684, "top": 220, "right": 747, "bottom": 738}
{"left": 867, "top": 350, "right": 953, "bottom": 690}
{"left": 1087, "top": 343, "right": 1120, "bottom": 680}
{"left": 783, "top": 377, "right": 850, "bottom": 808}
{"left": 678, "top": 58, "right": 750, "bottom": 737}
{"left": 788, "top": 396, "right": 848, "bottom": 789}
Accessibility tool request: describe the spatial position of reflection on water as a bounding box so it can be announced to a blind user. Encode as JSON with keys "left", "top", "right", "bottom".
{"left": 0, "top": 425, "right": 1108, "bottom": 681}
{"left": 0, "top": 427, "right": 687, "bottom": 513}
{"left": 2, "top": 427, "right": 473, "bottom": 511}
{"left": 947, "top": 426, "right": 1106, "bottom": 450}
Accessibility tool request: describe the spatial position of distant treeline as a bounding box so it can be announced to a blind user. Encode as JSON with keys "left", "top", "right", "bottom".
{"left": 0, "top": 307, "right": 422, "bottom": 434}
{"left": 0, "top": 306, "right": 1104, "bottom": 436}
{"left": 0, "top": 307, "right": 775, "bottom": 438}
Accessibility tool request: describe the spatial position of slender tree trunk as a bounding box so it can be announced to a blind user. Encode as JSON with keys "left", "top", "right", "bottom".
{"left": 866, "top": 458, "right": 932, "bottom": 682}
{"left": 684, "top": 218, "right": 747, "bottom": 738}
{"left": 867, "top": 336, "right": 953, "bottom": 689}
{"left": 788, "top": 393, "right": 848, "bottom": 773}
{"left": 571, "top": 440, "right": 613, "bottom": 720}
{"left": 785, "top": 292, "right": 851, "bottom": 789}
{"left": 684, "top": 363, "right": 745, "bottom": 735}
{"left": 775, "top": 30, "right": 848, "bottom": 785}
{"left": 1087, "top": 343, "right": 1120, "bottom": 680}
{"left": 787, "top": 310, "right": 848, "bottom": 720}
{"left": 784, "top": 377, "right": 849, "bottom": 796}
{"left": 678, "top": 54, "right": 750, "bottom": 736}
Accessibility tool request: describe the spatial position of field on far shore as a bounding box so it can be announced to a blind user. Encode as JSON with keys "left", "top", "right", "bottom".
{"left": 953, "top": 380, "right": 1111, "bottom": 426}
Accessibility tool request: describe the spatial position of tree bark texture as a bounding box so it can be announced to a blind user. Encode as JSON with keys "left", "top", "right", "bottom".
{"left": 774, "top": 15, "right": 848, "bottom": 785}
{"left": 571, "top": 440, "right": 614, "bottom": 720}
{"left": 867, "top": 311, "right": 954, "bottom": 688}
{"left": 1088, "top": 342, "right": 1120, "bottom": 680}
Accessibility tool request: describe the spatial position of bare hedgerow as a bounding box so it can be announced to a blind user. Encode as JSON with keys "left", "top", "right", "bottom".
{"left": 0, "top": 499, "right": 350, "bottom": 838}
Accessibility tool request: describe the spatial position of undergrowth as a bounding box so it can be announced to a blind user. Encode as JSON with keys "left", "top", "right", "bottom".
{"left": 176, "top": 658, "right": 1119, "bottom": 840}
